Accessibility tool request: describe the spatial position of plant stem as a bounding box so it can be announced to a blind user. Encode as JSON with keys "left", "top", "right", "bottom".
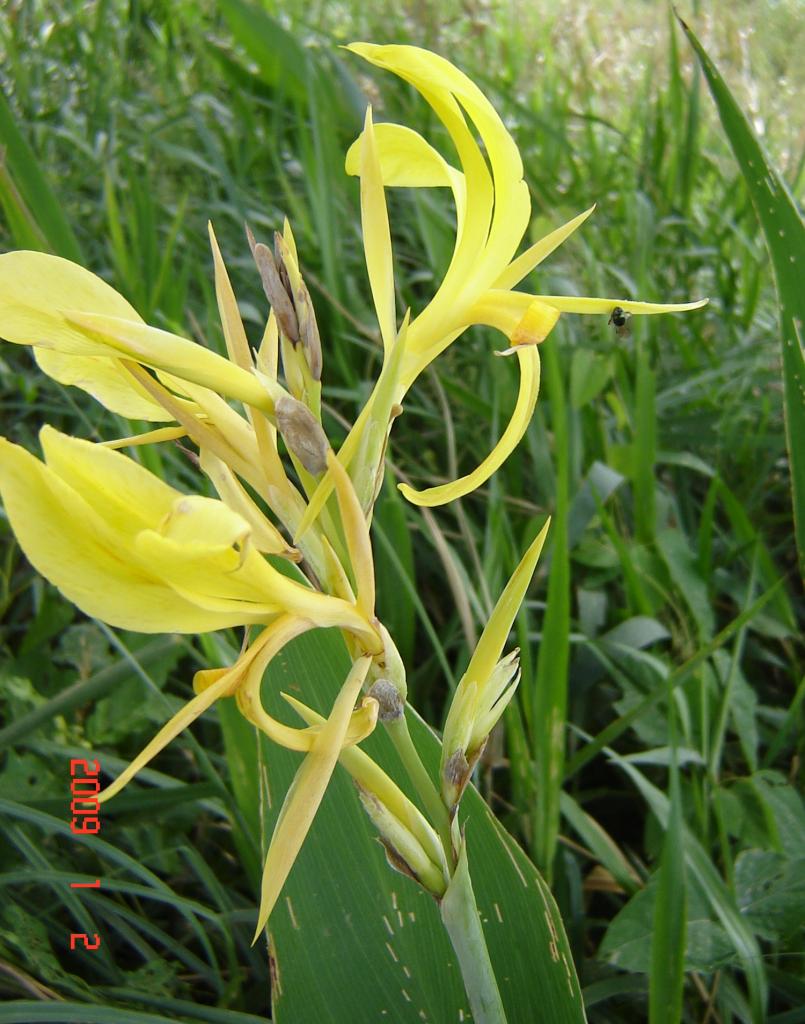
{"left": 440, "top": 840, "right": 508, "bottom": 1024}
{"left": 386, "top": 714, "right": 455, "bottom": 866}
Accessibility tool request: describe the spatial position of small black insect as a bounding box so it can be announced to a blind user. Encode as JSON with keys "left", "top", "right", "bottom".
{"left": 608, "top": 306, "right": 631, "bottom": 338}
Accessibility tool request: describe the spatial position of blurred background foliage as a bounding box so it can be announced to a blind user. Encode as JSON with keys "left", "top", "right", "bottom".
{"left": 0, "top": 1, "right": 802, "bottom": 1021}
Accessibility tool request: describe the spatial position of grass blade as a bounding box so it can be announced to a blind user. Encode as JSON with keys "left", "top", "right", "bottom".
{"left": 678, "top": 12, "right": 805, "bottom": 575}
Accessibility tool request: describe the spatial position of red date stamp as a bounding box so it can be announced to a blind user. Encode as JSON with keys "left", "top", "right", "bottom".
{"left": 69, "top": 757, "right": 102, "bottom": 951}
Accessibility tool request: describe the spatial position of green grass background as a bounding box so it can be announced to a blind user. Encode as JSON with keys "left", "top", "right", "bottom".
{"left": 0, "top": 1, "right": 802, "bottom": 1021}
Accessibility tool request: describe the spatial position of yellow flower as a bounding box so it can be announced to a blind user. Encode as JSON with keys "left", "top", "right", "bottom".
{"left": 0, "top": 426, "right": 372, "bottom": 639}
{"left": 295, "top": 43, "right": 706, "bottom": 534}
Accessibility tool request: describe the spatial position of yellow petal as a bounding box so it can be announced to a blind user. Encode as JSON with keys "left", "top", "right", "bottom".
{"left": 97, "top": 665, "right": 239, "bottom": 804}
{"left": 359, "top": 107, "right": 396, "bottom": 352}
{"left": 285, "top": 691, "right": 448, "bottom": 875}
{"left": 40, "top": 426, "right": 178, "bottom": 537}
{"left": 208, "top": 222, "right": 254, "bottom": 373}
{"left": 346, "top": 120, "right": 462, "bottom": 187}
{"left": 0, "top": 250, "right": 140, "bottom": 350}
{"left": 398, "top": 344, "right": 541, "bottom": 507}
{"left": 103, "top": 425, "right": 187, "bottom": 449}
{"left": 200, "top": 449, "right": 296, "bottom": 558}
{"left": 494, "top": 206, "right": 597, "bottom": 291}
{"left": 252, "top": 655, "right": 374, "bottom": 937}
{"left": 441, "top": 520, "right": 550, "bottom": 779}
{"left": 534, "top": 296, "right": 710, "bottom": 315}
{"left": 0, "top": 435, "right": 243, "bottom": 633}
{"left": 64, "top": 311, "right": 274, "bottom": 412}
{"left": 463, "top": 518, "right": 550, "bottom": 688}
{"left": 99, "top": 624, "right": 284, "bottom": 803}
{"left": 326, "top": 449, "right": 375, "bottom": 620}
{"left": 34, "top": 349, "right": 172, "bottom": 421}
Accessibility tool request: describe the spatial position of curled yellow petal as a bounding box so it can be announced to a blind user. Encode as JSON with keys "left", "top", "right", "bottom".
{"left": 398, "top": 344, "right": 541, "bottom": 507}
{"left": 360, "top": 107, "right": 396, "bottom": 352}
{"left": 252, "top": 655, "right": 374, "bottom": 938}
{"left": 285, "top": 691, "right": 448, "bottom": 879}
{"left": 346, "top": 122, "right": 458, "bottom": 187}
{"left": 98, "top": 625, "right": 282, "bottom": 804}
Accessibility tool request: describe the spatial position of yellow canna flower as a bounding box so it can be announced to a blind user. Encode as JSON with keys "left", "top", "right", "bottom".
{"left": 296, "top": 43, "right": 707, "bottom": 518}
{"left": 0, "top": 426, "right": 375, "bottom": 641}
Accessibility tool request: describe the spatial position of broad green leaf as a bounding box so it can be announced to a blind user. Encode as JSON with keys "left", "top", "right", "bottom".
{"left": 679, "top": 15, "right": 805, "bottom": 576}
{"left": 219, "top": 628, "right": 587, "bottom": 1023}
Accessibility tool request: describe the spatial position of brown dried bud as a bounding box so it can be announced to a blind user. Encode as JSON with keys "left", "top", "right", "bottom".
{"left": 443, "top": 749, "right": 470, "bottom": 789}
{"left": 275, "top": 395, "right": 329, "bottom": 476}
{"left": 274, "top": 230, "right": 323, "bottom": 382}
{"left": 367, "top": 679, "right": 404, "bottom": 722}
{"left": 246, "top": 225, "right": 299, "bottom": 342}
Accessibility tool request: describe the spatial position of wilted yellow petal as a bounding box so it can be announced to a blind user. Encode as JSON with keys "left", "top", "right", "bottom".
{"left": 359, "top": 107, "right": 396, "bottom": 352}
{"left": 494, "top": 206, "right": 597, "bottom": 291}
{"left": 0, "top": 435, "right": 246, "bottom": 633}
{"left": 253, "top": 656, "right": 373, "bottom": 937}
{"left": 398, "top": 344, "right": 540, "bottom": 507}
{"left": 326, "top": 449, "right": 375, "bottom": 619}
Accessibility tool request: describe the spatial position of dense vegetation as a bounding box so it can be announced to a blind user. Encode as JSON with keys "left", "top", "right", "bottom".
{"left": 0, "top": 1, "right": 802, "bottom": 1021}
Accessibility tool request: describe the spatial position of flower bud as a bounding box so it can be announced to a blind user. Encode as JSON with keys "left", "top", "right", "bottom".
{"left": 246, "top": 225, "right": 299, "bottom": 343}
{"left": 367, "top": 678, "right": 404, "bottom": 721}
{"left": 275, "top": 395, "right": 329, "bottom": 475}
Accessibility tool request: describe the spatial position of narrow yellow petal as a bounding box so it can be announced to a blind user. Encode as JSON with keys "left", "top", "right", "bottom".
{"left": 208, "top": 221, "right": 254, "bottom": 372}
{"left": 535, "top": 295, "right": 710, "bottom": 315}
{"left": 97, "top": 667, "right": 238, "bottom": 804}
{"left": 252, "top": 656, "right": 373, "bottom": 938}
{"left": 494, "top": 206, "right": 597, "bottom": 291}
{"left": 285, "top": 691, "right": 448, "bottom": 875}
{"left": 103, "top": 425, "right": 187, "bottom": 449}
{"left": 463, "top": 518, "right": 550, "bottom": 688}
{"left": 64, "top": 311, "right": 274, "bottom": 412}
{"left": 360, "top": 107, "right": 396, "bottom": 352}
{"left": 326, "top": 449, "right": 375, "bottom": 619}
{"left": 398, "top": 344, "right": 541, "bottom": 507}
